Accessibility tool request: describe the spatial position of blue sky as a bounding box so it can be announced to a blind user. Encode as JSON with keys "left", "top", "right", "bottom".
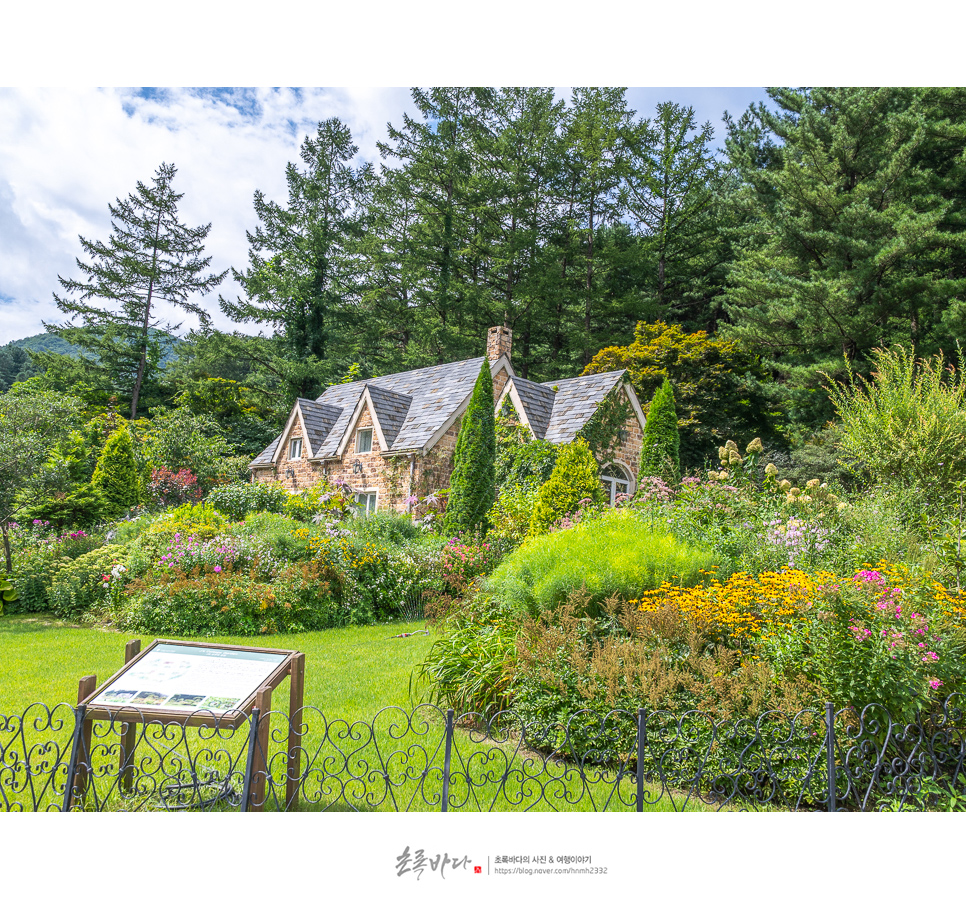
{"left": 0, "top": 86, "right": 773, "bottom": 346}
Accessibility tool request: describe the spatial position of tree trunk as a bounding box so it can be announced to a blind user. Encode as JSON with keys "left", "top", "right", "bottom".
{"left": 129, "top": 206, "right": 164, "bottom": 420}
{"left": 2, "top": 521, "right": 12, "bottom": 575}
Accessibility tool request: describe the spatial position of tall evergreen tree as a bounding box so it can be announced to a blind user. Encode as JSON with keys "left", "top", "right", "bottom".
{"left": 563, "top": 88, "right": 633, "bottom": 366}
{"left": 377, "top": 88, "right": 495, "bottom": 364}
{"left": 445, "top": 360, "right": 496, "bottom": 535}
{"left": 622, "top": 102, "right": 723, "bottom": 329}
{"left": 639, "top": 377, "right": 681, "bottom": 482}
{"left": 48, "top": 163, "right": 226, "bottom": 419}
{"left": 221, "top": 119, "right": 368, "bottom": 395}
{"left": 721, "top": 87, "right": 966, "bottom": 427}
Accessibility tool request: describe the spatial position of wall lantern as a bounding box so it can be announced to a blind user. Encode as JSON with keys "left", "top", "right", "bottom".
{"left": 352, "top": 460, "right": 363, "bottom": 473}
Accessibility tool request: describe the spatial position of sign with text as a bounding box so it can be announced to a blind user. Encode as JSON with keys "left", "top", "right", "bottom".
{"left": 85, "top": 640, "right": 296, "bottom": 724}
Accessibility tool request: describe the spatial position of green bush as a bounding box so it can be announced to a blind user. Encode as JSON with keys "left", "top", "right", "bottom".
{"left": 827, "top": 347, "right": 966, "bottom": 506}
{"left": 49, "top": 544, "right": 129, "bottom": 619}
{"left": 148, "top": 503, "right": 228, "bottom": 541}
{"left": 486, "top": 511, "right": 717, "bottom": 618}
{"left": 344, "top": 510, "right": 426, "bottom": 546}
{"left": 92, "top": 424, "right": 141, "bottom": 519}
{"left": 226, "top": 513, "right": 314, "bottom": 561}
{"left": 529, "top": 439, "right": 604, "bottom": 536}
{"left": 206, "top": 480, "right": 289, "bottom": 520}
{"left": 639, "top": 378, "right": 680, "bottom": 482}
{"left": 114, "top": 562, "right": 342, "bottom": 637}
{"left": 487, "top": 484, "right": 538, "bottom": 546}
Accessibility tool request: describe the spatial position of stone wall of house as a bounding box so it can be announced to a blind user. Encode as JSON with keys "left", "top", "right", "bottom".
{"left": 415, "top": 417, "right": 461, "bottom": 498}
{"left": 604, "top": 389, "right": 644, "bottom": 488}
{"left": 325, "top": 405, "right": 416, "bottom": 511}
{"left": 491, "top": 367, "right": 509, "bottom": 406}
{"left": 253, "top": 416, "right": 322, "bottom": 492}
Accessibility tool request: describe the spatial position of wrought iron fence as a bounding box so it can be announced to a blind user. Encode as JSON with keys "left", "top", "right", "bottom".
{"left": 2, "top": 696, "right": 964, "bottom": 812}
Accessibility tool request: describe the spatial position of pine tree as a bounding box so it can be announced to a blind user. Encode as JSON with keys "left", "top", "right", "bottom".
{"left": 49, "top": 163, "right": 227, "bottom": 419}
{"left": 444, "top": 360, "right": 496, "bottom": 535}
{"left": 530, "top": 438, "right": 604, "bottom": 535}
{"left": 639, "top": 378, "right": 681, "bottom": 482}
{"left": 721, "top": 87, "right": 966, "bottom": 427}
{"left": 221, "top": 120, "right": 367, "bottom": 394}
{"left": 91, "top": 425, "right": 140, "bottom": 520}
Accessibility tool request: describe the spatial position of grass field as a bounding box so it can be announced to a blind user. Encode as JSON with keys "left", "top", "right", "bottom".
{"left": 0, "top": 614, "right": 434, "bottom": 718}
{"left": 0, "top": 615, "right": 721, "bottom": 813}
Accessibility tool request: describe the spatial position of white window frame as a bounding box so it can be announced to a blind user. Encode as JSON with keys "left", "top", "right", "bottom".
{"left": 354, "top": 490, "right": 378, "bottom": 515}
{"left": 356, "top": 427, "right": 374, "bottom": 454}
{"left": 289, "top": 437, "right": 303, "bottom": 460}
{"left": 600, "top": 464, "right": 632, "bottom": 507}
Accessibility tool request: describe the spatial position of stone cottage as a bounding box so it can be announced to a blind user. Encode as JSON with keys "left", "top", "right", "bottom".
{"left": 249, "top": 327, "right": 646, "bottom": 511}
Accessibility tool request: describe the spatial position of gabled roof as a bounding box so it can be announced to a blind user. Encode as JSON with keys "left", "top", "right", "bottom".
{"left": 250, "top": 433, "right": 282, "bottom": 468}
{"left": 249, "top": 352, "right": 639, "bottom": 470}
{"left": 542, "top": 370, "right": 631, "bottom": 444}
{"left": 298, "top": 399, "right": 344, "bottom": 454}
{"left": 507, "top": 375, "right": 556, "bottom": 439}
{"left": 313, "top": 355, "right": 506, "bottom": 459}
{"left": 366, "top": 385, "right": 412, "bottom": 450}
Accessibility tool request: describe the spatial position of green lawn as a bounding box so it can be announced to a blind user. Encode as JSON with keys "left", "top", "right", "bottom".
{"left": 0, "top": 615, "right": 718, "bottom": 813}
{"left": 0, "top": 614, "right": 434, "bottom": 719}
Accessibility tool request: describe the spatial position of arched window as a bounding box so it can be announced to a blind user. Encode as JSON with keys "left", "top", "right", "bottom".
{"left": 600, "top": 463, "right": 632, "bottom": 507}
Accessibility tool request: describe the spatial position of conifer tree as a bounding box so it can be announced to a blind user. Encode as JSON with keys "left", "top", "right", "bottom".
{"left": 530, "top": 438, "right": 604, "bottom": 535}
{"left": 91, "top": 425, "right": 140, "bottom": 520}
{"left": 49, "top": 163, "right": 226, "bottom": 420}
{"left": 444, "top": 360, "right": 496, "bottom": 535}
{"left": 639, "top": 378, "right": 681, "bottom": 483}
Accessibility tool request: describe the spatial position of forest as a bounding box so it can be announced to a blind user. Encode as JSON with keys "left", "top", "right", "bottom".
{"left": 4, "top": 85, "right": 965, "bottom": 475}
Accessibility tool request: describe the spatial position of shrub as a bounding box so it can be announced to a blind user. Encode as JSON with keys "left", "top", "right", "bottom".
{"left": 529, "top": 439, "right": 604, "bottom": 536}
{"left": 445, "top": 360, "right": 496, "bottom": 535}
{"left": 146, "top": 467, "right": 202, "bottom": 509}
{"left": 414, "top": 599, "right": 518, "bottom": 713}
{"left": 827, "top": 346, "right": 966, "bottom": 506}
{"left": 206, "top": 480, "right": 289, "bottom": 520}
{"left": 147, "top": 503, "right": 228, "bottom": 542}
{"left": 92, "top": 424, "right": 140, "bottom": 519}
{"left": 486, "top": 512, "right": 718, "bottom": 618}
{"left": 639, "top": 378, "right": 680, "bottom": 482}
{"left": 486, "top": 484, "right": 537, "bottom": 546}
{"left": 49, "top": 544, "right": 129, "bottom": 619}
{"left": 760, "top": 565, "right": 966, "bottom": 722}
{"left": 0, "top": 572, "right": 18, "bottom": 615}
{"left": 115, "top": 560, "right": 342, "bottom": 637}
{"left": 227, "top": 513, "right": 314, "bottom": 561}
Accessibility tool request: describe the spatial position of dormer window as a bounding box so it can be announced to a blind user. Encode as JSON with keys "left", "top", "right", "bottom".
{"left": 289, "top": 438, "right": 303, "bottom": 460}
{"left": 356, "top": 427, "right": 374, "bottom": 453}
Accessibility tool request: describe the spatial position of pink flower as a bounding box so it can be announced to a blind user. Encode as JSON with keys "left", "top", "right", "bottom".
{"left": 214, "top": 565, "right": 222, "bottom": 573}
{"left": 929, "top": 679, "right": 943, "bottom": 691}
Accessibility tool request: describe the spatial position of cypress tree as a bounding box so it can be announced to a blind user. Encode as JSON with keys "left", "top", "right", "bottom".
{"left": 530, "top": 438, "right": 604, "bottom": 535}
{"left": 639, "top": 378, "right": 681, "bottom": 482}
{"left": 445, "top": 359, "right": 496, "bottom": 535}
{"left": 91, "top": 424, "right": 140, "bottom": 520}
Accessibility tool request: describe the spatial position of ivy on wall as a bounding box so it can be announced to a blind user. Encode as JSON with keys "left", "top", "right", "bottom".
{"left": 578, "top": 383, "right": 632, "bottom": 466}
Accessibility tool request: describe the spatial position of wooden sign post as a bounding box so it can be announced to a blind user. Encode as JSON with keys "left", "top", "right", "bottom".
{"left": 74, "top": 640, "right": 306, "bottom": 812}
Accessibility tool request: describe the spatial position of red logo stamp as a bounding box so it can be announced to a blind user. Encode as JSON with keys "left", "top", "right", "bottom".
{"left": 474, "top": 866, "right": 482, "bottom": 874}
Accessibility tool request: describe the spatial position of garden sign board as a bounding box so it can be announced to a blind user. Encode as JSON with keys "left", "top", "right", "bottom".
{"left": 83, "top": 640, "right": 298, "bottom": 728}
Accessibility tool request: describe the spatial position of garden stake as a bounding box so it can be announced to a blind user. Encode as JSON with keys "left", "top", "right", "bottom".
{"left": 240, "top": 707, "right": 260, "bottom": 813}
{"left": 826, "top": 702, "right": 837, "bottom": 813}
{"left": 442, "top": 709, "right": 454, "bottom": 812}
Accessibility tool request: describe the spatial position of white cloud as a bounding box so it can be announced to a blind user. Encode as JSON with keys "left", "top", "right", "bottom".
{"left": 0, "top": 87, "right": 417, "bottom": 344}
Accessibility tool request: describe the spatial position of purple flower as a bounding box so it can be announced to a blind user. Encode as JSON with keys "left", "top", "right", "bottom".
{"left": 214, "top": 565, "right": 222, "bottom": 573}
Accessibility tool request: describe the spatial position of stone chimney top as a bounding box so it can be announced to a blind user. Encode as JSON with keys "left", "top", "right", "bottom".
{"left": 486, "top": 326, "right": 512, "bottom": 364}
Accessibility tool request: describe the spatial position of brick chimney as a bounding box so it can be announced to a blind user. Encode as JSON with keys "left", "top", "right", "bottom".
{"left": 486, "top": 326, "right": 512, "bottom": 364}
